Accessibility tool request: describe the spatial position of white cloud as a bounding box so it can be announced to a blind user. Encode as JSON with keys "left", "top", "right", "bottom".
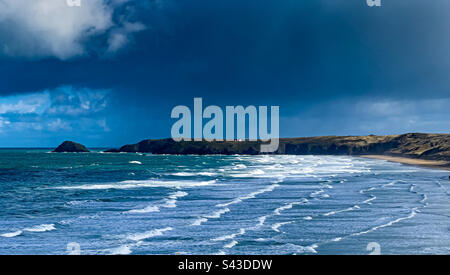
{"left": 45, "top": 86, "right": 109, "bottom": 116}
{"left": 0, "top": 86, "right": 110, "bottom": 135}
{"left": 0, "top": 93, "right": 50, "bottom": 114}
{"left": 48, "top": 118, "right": 72, "bottom": 131}
{"left": 0, "top": 0, "right": 145, "bottom": 59}
{"left": 0, "top": 100, "right": 39, "bottom": 114}
{"left": 0, "top": 117, "right": 10, "bottom": 131}
{"left": 107, "top": 21, "right": 146, "bottom": 53}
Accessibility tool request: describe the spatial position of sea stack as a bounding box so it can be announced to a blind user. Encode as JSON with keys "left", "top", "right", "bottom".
{"left": 53, "top": 141, "right": 90, "bottom": 153}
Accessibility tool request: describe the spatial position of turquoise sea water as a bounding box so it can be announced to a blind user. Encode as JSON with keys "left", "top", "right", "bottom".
{"left": 0, "top": 149, "right": 449, "bottom": 255}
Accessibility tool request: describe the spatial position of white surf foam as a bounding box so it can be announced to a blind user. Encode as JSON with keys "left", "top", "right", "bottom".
{"left": 273, "top": 199, "right": 308, "bottom": 215}
{"left": 128, "top": 205, "right": 160, "bottom": 214}
{"left": 362, "top": 195, "right": 376, "bottom": 204}
{"left": 173, "top": 172, "right": 218, "bottom": 177}
{"left": 304, "top": 244, "right": 319, "bottom": 254}
{"left": 24, "top": 224, "right": 56, "bottom": 232}
{"left": 309, "top": 189, "right": 329, "bottom": 198}
{"left": 1, "top": 230, "right": 23, "bottom": 238}
{"left": 172, "top": 172, "right": 192, "bottom": 176}
{"left": 420, "top": 194, "right": 428, "bottom": 204}
{"left": 128, "top": 191, "right": 188, "bottom": 213}
{"left": 284, "top": 243, "right": 318, "bottom": 254}
{"left": 362, "top": 187, "right": 376, "bottom": 193}
{"left": 382, "top": 180, "right": 402, "bottom": 188}
{"left": 129, "top": 161, "right": 142, "bottom": 165}
{"left": 126, "top": 227, "right": 173, "bottom": 241}
{"left": 323, "top": 205, "right": 360, "bottom": 217}
{"left": 162, "top": 199, "right": 178, "bottom": 208}
{"left": 1, "top": 224, "right": 56, "bottom": 237}
{"left": 191, "top": 208, "right": 230, "bottom": 226}
{"left": 163, "top": 191, "right": 189, "bottom": 208}
{"left": 351, "top": 208, "right": 418, "bottom": 237}
{"left": 109, "top": 245, "right": 133, "bottom": 255}
{"left": 246, "top": 215, "right": 270, "bottom": 231}
{"left": 232, "top": 164, "right": 247, "bottom": 169}
{"left": 204, "top": 208, "right": 230, "bottom": 219}
{"left": 255, "top": 156, "right": 275, "bottom": 163}
{"left": 271, "top": 221, "right": 292, "bottom": 232}
{"left": 168, "top": 191, "right": 189, "bottom": 200}
{"left": 191, "top": 218, "right": 208, "bottom": 226}
{"left": 211, "top": 228, "right": 246, "bottom": 242}
{"left": 66, "top": 200, "right": 92, "bottom": 206}
{"left": 255, "top": 216, "right": 268, "bottom": 228}
{"left": 58, "top": 179, "right": 216, "bottom": 190}
{"left": 216, "top": 184, "right": 279, "bottom": 208}
{"left": 230, "top": 168, "right": 265, "bottom": 178}
{"left": 224, "top": 240, "right": 238, "bottom": 249}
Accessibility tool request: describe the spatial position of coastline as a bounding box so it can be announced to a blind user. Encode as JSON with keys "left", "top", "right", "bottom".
{"left": 359, "top": 155, "right": 450, "bottom": 171}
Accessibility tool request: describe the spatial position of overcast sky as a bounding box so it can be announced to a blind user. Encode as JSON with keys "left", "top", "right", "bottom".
{"left": 0, "top": 0, "right": 449, "bottom": 147}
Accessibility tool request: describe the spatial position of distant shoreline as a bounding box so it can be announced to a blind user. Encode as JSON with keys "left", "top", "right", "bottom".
{"left": 359, "top": 155, "right": 450, "bottom": 171}
{"left": 103, "top": 133, "right": 450, "bottom": 164}
{"left": 19, "top": 133, "right": 450, "bottom": 172}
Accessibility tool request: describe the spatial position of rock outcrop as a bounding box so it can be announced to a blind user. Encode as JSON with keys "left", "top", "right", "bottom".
{"left": 53, "top": 141, "right": 90, "bottom": 153}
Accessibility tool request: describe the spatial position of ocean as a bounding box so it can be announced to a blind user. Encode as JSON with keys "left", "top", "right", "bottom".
{"left": 0, "top": 149, "right": 449, "bottom": 255}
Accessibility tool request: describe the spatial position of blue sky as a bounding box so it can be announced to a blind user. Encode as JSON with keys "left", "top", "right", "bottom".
{"left": 0, "top": 0, "right": 449, "bottom": 147}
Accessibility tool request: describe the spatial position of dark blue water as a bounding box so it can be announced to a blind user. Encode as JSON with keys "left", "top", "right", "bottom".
{"left": 0, "top": 149, "right": 449, "bottom": 254}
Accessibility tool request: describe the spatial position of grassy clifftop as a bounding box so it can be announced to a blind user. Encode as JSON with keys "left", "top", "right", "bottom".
{"left": 105, "top": 133, "right": 450, "bottom": 163}
{"left": 280, "top": 133, "right": 450, "bottom": 161}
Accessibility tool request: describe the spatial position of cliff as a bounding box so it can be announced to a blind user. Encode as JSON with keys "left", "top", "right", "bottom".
{"left": 104, "top": 133, "right": 450, "bottom": 163}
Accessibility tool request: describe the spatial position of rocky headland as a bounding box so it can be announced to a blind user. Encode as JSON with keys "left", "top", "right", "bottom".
{"left": 104, "top": 133, "right": 450, "bottom": 169}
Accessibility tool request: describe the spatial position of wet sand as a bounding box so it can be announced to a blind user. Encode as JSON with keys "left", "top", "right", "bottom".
{"left": 359, "top": 155, "right": 450, "bottom": 171}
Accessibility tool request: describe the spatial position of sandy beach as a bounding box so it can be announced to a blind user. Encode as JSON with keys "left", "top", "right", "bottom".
{"left": 360, "top": 155, "right": 450, "bottom": 171}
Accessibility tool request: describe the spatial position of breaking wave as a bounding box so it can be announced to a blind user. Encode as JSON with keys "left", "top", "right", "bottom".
{"left": 126, "top": 227, "right": 173, "bottom": 242}
{"left": 57, "top": 180, "right": 216, "bottom": 190}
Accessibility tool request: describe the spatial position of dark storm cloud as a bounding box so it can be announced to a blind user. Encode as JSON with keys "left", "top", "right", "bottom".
{"left": 2, "top": 0, "right": 449, "bottom": 99}
{"left": 0, "top": 0, "right": 449, "bottom": 146}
